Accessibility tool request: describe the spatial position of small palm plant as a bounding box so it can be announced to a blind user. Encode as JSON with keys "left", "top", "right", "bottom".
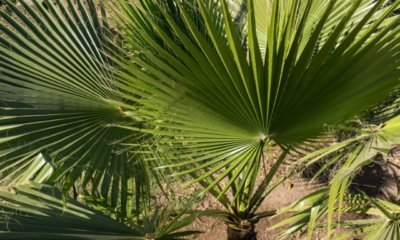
{"left": 112, "top": 0, "right": 400, "bottom": 238}
{"left": 1, "top": 0, "right": 400, "bottom": 239}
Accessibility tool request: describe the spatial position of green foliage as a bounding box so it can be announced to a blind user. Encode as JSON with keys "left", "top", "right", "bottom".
{"left": 275, "top": 108, "right": 400, "bottom": 238}
{"left": 111, "top": 0, "right": 400, "bottom": 228}
{"left": 0, "top": 0, "right": 163, "bottom": 220}
{"left": 0, "top": 184, "right": 141, "bottom": 239}
{"left": 2, "top": 0, "right": 400, "bottom": 238}
{"left": 273, "top": 189, "right": 400, "bottom": 240}
{"left": 0, "top": 184, "right": 198, "bottom": 239}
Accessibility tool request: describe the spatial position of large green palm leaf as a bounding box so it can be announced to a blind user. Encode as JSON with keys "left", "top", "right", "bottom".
{"left": 0, "top": 0, "right": 154, "bottom": 219}
{"left": 113, "top": 0, "right": 400, "bottom": 209}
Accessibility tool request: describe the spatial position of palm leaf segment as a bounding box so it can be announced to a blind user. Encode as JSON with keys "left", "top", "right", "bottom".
{"left": 272, "top": 112, "right": 400, "bottom": 239}
{"left": 337, "top": 197, "right": 400, "bottom": 240}
{"left": 0, "top": 184, "right": 140, "bottom": 240}
{"left": 115, "top": 0, "right": 400, "bottom": 199}
{"left": 0, "top": 183, "right": 199, "bottom": 240}
{"left": 272, "top": 188, "right": 400, "bottom": 240}
{"left": 0, "top": 0, "right": 151, "bottom": 218}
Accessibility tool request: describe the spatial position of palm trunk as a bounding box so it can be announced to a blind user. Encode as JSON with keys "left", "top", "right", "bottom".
{"left": 227, "top": 225, "right": 257, "bottom": 240}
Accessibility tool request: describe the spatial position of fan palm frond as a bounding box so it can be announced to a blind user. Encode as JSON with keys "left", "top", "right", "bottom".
{"left": 0, "top": 0, "right": 157, "bottom": 219}
{"left": 112, "top": 0, "right": 400, "bottom": 210}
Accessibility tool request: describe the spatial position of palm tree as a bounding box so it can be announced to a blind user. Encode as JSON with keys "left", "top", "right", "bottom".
{"left": 112, "top": 0, "right": 400, "bottom": 238}
{"left": 1, "top": 0, "right": 400, "bottom": 239}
